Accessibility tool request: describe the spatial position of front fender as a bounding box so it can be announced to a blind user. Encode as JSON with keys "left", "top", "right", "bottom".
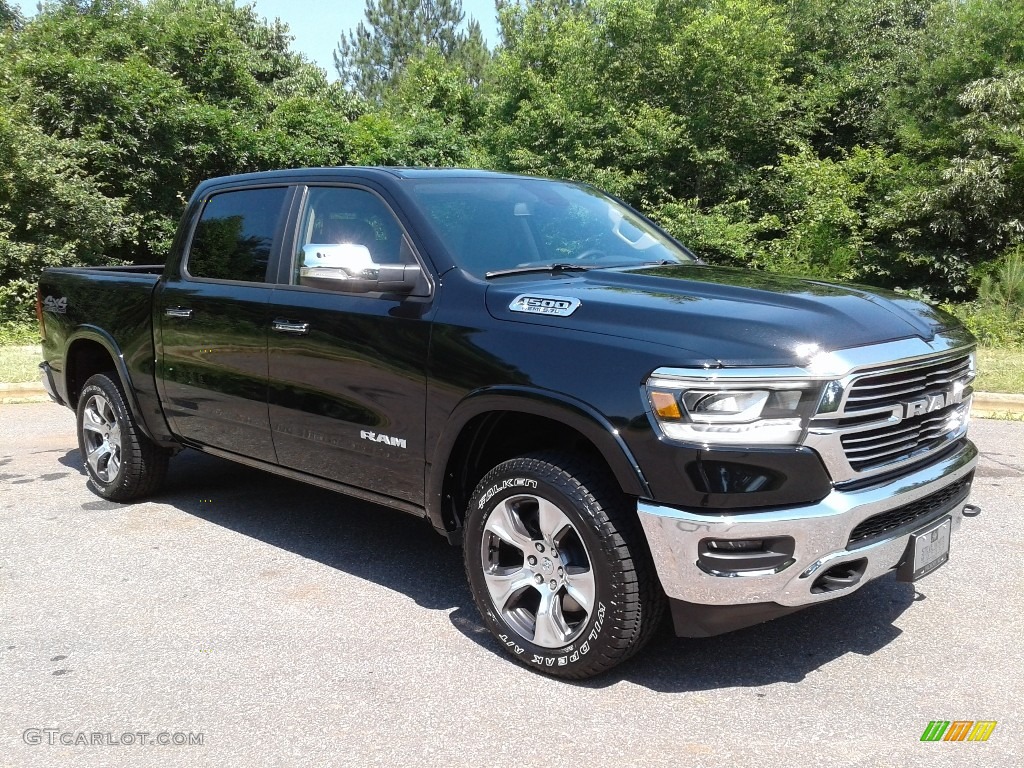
{"left": 426, "top": 386, "right": 651, "bottom": 534}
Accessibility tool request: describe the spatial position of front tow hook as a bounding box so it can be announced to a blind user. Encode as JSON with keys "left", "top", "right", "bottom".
{"left": 962, "top": 504, "right": 982, "bottom": 518}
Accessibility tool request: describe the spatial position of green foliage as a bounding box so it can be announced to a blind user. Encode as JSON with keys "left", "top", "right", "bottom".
{"left": 334, "top": 0, "right": 490, "bottom": 102}
{"left": 0, "top": 101, "right": 138, "bottom": 319}
{"left": 978, "top": 247, "right": 1024, "bottom": 316}
{"left": 486, "top": 0, "right": 795, "bottom": 206}
{"left": 0, "top": 0, "right": 391, "bottom": 323}
{"left": 940, "top": 247, "right": 1024, "bottom": 348}
{"left": 652, "top": 199, "right": 760, "bottom": 267}
{"left": 941, "top": 300, "right": 1024, "bottom": 350}
{"left": 0, "top": 1, "right": 21, "bottom": 29}
{"left": 0, "top": 320, "right": 39, "bottom": 346}
{"left": 3, "top": 0, "right": 1024, "bottom": 334}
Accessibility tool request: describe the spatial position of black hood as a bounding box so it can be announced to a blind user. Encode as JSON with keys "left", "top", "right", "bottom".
{"left": 485, "top": 264, "right": 960, "bottom": 367}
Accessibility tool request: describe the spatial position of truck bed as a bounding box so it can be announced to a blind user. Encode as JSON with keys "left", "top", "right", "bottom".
{"left": 38, "top": 264, "right": 167, "bottom": 441}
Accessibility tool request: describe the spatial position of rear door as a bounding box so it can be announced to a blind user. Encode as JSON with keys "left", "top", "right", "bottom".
{"left": 156, "top": 185, "right": 291, "bottom": 461}
{"left": 267, "top": 184, "right": 433, "bottom": 505}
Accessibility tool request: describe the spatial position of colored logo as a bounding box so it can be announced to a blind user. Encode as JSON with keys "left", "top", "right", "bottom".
{"left": 921, "top": 721, "right": 997, "bottom": 742}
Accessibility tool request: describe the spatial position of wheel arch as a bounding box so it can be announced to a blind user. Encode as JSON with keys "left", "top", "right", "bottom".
{"left": 426, "top": 387, "right": 650, "bottom": 538}
{"left": 63, "top": 328, "right": 155, "bottom": 442}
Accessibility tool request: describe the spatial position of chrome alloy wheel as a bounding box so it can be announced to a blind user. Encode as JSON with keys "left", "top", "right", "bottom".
{"left": 480, "top": 494, "right": 597, "bottom": 648}
{"left": 80, "top": 393, "right": 123, "bottom": 483}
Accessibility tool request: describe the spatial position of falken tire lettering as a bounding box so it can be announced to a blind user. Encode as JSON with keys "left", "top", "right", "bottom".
{"left": 477, "top": 478, "right": 539, "bottom": 509}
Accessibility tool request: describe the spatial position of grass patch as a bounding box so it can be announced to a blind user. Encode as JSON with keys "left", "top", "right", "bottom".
{"left": 0, "top": 321, "right": 40, "bottom": 346}
{"left": 1, "top": 337, "right": 1021, "bottom": 393}
{"left": 0, "top": 344, "right": 41, "bottom": 383}
{"left": 976, "top": 347, "right": 1024, "bottom": 395}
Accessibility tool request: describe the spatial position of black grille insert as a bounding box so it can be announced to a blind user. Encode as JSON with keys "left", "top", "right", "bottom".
{"left": 847, "top": 473, "right": 973, "bottom": 547}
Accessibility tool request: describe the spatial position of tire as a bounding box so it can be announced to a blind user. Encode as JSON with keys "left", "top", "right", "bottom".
{"left": 76, "top": 372, "right": 169, "bottom": 502}
{"left": 464, "top": 451, "right": 665, "bottom": 679}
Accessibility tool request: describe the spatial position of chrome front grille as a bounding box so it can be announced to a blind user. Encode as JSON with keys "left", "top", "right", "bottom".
{"left": 806, "top": 349, "right": 975, "bottom": 483}
{"left": 843, "top": 355, "right": 974, "bottom": 412}
{"left": 840, "top": 405, "right": 965, "bottom": 472}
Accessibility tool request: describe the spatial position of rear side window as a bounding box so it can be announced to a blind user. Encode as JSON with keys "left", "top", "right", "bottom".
{"left": 187, "top": 187, "right": 288, "bottom": 282}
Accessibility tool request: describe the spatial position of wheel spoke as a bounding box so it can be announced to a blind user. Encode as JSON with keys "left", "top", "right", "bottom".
{"left": 537, "top": 498, "right": 572, "bottom": 543}
{"left": 107, "top": 448, "right": 121, "bottom": 479}
{"left": 483, "top": 566, "right": 534, "bottom": 612}
{"left": 485, "top": 500, "right": 535, "bottom": 554}
{"left": 107, "top": 423, "right": 122, "bottom": 450}
{"left": 99, "top": 398, "right": 116, "bottom": 427}
{"left": 564, "top": 569, "right": 596, "bottom": 614}
{"left": 86, "top": 442, "right": 111, "bottom": 478}
{"left": 83, "top": 400, "right": 107, "bottom": 434}
{"left": 82, "top": 418, "right": 105, "bottom": 437}
{"left": 533, "top": 589, "right": 571, "bottom": 647}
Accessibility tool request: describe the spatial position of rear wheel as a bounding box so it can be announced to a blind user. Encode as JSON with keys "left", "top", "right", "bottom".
{"left": 464, "top": 452, "right": 664, "bottom": 679}
{"left": 76, "top": 372, "right": 169, "bottom": 501}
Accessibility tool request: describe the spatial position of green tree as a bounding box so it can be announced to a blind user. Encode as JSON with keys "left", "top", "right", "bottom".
{"left": 0, "top": 0, "right": 21, "bottom": 29}
{"left": 0, "top": 0, "right": 381, "bottom": 322}
{"left": 782, "top": 0, "right": 929, "bottom": 150}
{"left": 334, "top": 0, "right": 490, "bottom": 101}
{"left": 486, "top": 0, "right": 796, "bottom": 207}
{"left": 862, "top": 0, "right": 1024, "bottom": 297}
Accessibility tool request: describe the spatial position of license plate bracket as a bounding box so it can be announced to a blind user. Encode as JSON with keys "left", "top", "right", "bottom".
{"left": 897, "top": 515, "right": 951, "bottom": 582}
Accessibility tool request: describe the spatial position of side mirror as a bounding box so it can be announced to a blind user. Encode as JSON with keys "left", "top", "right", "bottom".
{"left": 299, "top": 243, "right": 421, "bottom": 294}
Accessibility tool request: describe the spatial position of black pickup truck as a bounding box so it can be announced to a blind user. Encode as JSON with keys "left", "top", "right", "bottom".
{"left": 38, "top": 167, "right": 980, "bottom": 678}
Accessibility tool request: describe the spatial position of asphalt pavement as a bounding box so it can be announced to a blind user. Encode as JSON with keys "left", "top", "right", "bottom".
{"left": 0, "top": 402, "right": 1021, "bottom": 767}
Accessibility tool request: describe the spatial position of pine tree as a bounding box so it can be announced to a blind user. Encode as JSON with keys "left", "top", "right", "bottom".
{"left": 334, "top": 0, "right": 489, "bottom": 100}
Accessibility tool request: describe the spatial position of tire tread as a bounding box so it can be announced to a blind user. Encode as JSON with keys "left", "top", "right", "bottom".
{"left": 465, "top": 450, "right": 665, "bottom": 679}
{"left": 77, "top": 372, "right": 169, "bottom": 502}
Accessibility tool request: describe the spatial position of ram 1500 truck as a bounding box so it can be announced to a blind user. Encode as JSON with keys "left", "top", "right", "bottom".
{"left": 38, "top": 168, "right": 980, "bottom": 678}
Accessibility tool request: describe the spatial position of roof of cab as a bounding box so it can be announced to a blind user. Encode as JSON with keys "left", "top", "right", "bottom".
{"left": 193, "top": 166, "right": 533, "bottom": 192}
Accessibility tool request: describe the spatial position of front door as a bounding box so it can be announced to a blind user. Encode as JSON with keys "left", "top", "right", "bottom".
{"left": 267, "top": 185, "right": 432, "bottom": 504}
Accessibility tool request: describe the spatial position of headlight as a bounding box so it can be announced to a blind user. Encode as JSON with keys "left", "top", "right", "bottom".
{"left": 646, "top": 377, "right": 822, "bottom": 446}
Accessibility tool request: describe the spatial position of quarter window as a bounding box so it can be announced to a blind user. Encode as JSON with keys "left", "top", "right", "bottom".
{"left": 187, "top": 187, "right": 287, "bottom": 283}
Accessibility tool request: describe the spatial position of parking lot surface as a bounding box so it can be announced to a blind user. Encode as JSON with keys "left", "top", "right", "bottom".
{"left": 1, "top": 402, "right": 1020, "bottom": 767}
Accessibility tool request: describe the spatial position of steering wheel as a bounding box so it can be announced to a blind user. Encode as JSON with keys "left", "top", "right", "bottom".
{"left": 574, "top": 249, "right": 608, "bottom": 262}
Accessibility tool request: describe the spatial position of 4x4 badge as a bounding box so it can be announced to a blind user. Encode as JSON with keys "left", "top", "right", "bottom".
{"left": 43, "top": 295, "right": 67, "bottom": 314}
{"left": 509, "top": 294, "right": 581, "bottom": 317}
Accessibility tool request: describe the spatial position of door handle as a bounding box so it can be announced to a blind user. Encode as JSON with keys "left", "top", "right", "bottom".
{"left": 272, "top": 320, "right": 310, "bottom": 335}
{"left": 165, "top": 307, "right": 193, "bottom": 319}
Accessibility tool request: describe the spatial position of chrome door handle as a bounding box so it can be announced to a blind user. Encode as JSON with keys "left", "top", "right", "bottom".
{"left": 272, "top": 320, "right": 310, "bottom": 335}
{"left": 165, "top": 307, "right": 193, "bottom": 319}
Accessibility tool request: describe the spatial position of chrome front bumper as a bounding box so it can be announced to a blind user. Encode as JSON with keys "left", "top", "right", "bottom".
{"left": 637, "top": 440, "right": 978, "bottom": 609}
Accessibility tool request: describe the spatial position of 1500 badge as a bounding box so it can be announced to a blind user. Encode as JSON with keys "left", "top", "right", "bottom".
{"left": 509, "top": 294, "right": 581, "bottom": 317}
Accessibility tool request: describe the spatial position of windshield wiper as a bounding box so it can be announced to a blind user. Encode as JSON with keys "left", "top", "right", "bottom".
{"left": 484, "top": 263, "right": 593, "bottom": 279}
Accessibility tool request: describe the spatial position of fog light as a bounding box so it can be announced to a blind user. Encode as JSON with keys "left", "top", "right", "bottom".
{"left": 697, "top": 536, "right": 796, "bottom": 576}
{"left": 707, "top": 539, "right": 764, "bottom": 552}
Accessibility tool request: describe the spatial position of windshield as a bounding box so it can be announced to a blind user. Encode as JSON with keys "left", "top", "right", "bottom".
{"left": 404, "top": 177, "right": 696, "bottom": 278}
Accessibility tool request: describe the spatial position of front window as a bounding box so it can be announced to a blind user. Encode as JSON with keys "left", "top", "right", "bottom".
{"left": 405, "top": 178, "right": 695, "bottom": 278}
{"left": 293, "top": 186, "right": 416, "bottom": 292}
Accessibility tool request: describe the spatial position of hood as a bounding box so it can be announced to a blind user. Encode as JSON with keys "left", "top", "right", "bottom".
{"left": 485, "top": 264, "right": 961, "bottom": 367}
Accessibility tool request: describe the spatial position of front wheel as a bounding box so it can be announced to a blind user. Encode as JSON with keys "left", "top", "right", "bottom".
{"left": 464, "top": 452, "right": 664, "bottom": 679}
{"left": 76, "top": 372, "right": 169, "bottom": 501}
